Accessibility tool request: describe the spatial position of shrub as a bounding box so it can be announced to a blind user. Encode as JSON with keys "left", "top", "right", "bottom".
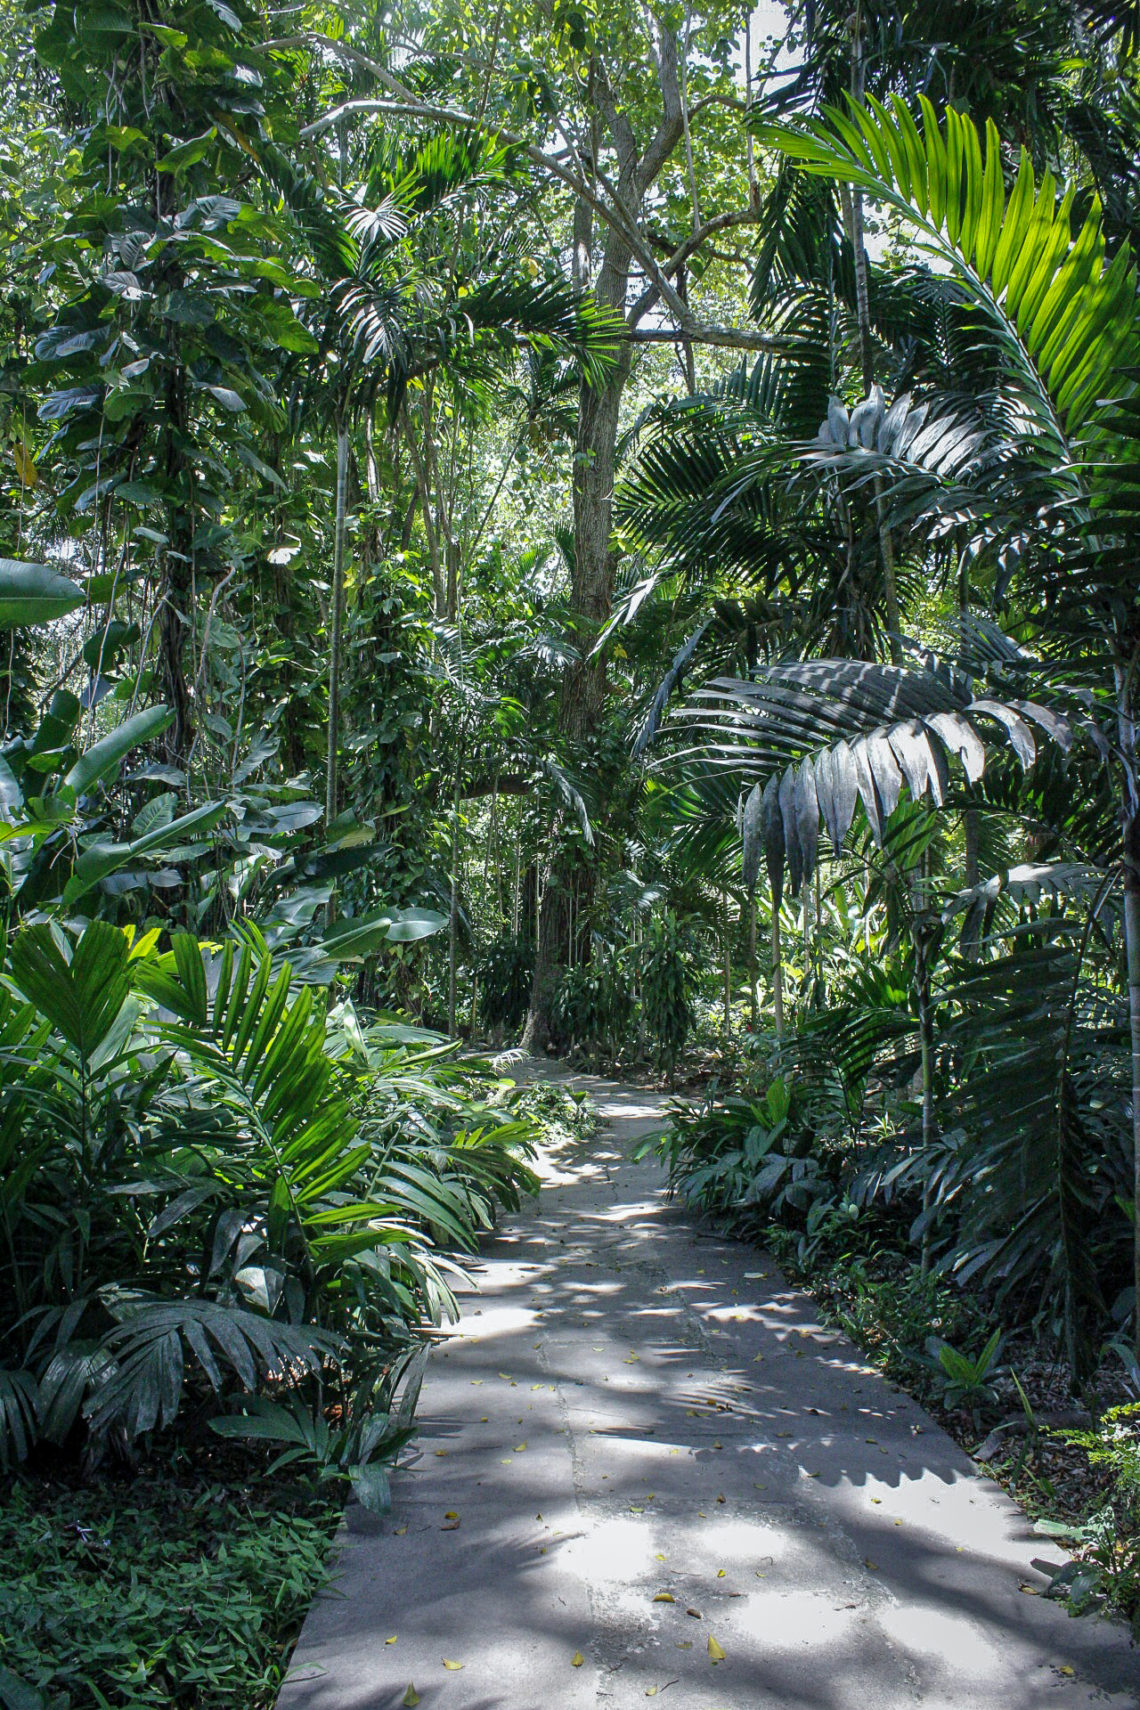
{"left": 0, "top": 923, "right": 537, "bottom": 1497}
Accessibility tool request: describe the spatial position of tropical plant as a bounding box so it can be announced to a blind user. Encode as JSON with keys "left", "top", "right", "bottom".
{"left": 921, "top": 1327, "right": 1004, "bottom": 1417}
{"left": 634, "top": 90, "right": 1140, "bottom": 1361}
{"left": 0, "top": 920, "right": 537, "bottom": 1492}
{"left": 639, "top": 912, "right": 698, "bottom": 1082}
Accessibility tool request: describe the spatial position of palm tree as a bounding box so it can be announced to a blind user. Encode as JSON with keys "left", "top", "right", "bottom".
{"left": 644, "top": 95, "right": 1140, "bottom": 1353}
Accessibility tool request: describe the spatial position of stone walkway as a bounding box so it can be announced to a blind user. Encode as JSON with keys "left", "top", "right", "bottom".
{"left": 279, "top": 1076, "right": 1139, "bottom": 1710}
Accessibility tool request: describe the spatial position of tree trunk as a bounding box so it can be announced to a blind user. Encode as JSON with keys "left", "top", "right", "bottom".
{"left": 159, "top": 365, "right": 194, "bottom": 771}
{"left": 521, "top": 28, "right": 683, "bottom": 1052}
{"left": 1116, "top": 658, "right": 1140, "bottom": 1357}
{"left": 771, "top": 905, "right": 784, "bottom": 1044}
{"left": 917, "top": 941, "right": 937, "bottom": 1275}
{"left": 521, "top": 310, "right": 633, "bottom": 1053}
{"left": 748, "top": 894, "right": 758, "bottom": 1030}
{"left": 448, "top": 790, "right": 460, "bottom": 1039}
{"left": 722, "top": 892, "right": 732, "bottom": 1035}
{"left": 846, "top": 9, "right": 903, "bottom": 663}
{"left": 325, "top": 421, "right": 349, "bottom": 836}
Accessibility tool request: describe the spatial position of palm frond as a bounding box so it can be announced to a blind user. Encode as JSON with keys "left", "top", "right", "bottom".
{"left": 762, "top": 95, "right": 1140, "bottom": 433}
{"left": 662, "top": 654, "right": 1071, "bottom": 898}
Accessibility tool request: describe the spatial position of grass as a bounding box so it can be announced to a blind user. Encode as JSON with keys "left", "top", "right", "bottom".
{"left": 0, "top": 1467, "right": 340, "bottom": 1710}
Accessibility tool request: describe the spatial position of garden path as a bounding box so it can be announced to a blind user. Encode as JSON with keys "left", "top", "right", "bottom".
{"left": 279, "top": 1072, "right": 1139, "bottom": 1710}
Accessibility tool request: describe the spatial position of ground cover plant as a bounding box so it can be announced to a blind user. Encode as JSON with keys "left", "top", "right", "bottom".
{"left": 0, "top": 1469, "right": 340, "bottom": 1710}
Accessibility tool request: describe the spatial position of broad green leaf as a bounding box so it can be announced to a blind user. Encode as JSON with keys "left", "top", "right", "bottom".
{"left": 156, "top": 128, "right": 217, "bottom": 173}
{"left": 8, "top": 920, "right": 131, "bottom": 1061}
{"left": 320, "top": 907, "right": 446, "bottom": 961}
{"left": 63, "top": 706, "right": 173, "bottom": 796}
{"left": 0, "top": 561, "right": 83, "bottom": 627}
{"left": 63, "top": 800, "right": 227, "bottom": 903}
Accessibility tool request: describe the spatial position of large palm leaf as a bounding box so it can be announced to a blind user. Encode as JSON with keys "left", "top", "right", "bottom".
{"left": 760, "top": 94, "right": 1139, "bottom": 437}
{"left": 660, "top": 655, "right": 1071, "bottom": 904}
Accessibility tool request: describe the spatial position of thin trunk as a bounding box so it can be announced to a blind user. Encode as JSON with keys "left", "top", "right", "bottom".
{"left": 744, "top": 6, "right": 759, "bottom": 211}
{"left": 325, "top": 420, "right": 349, "bottom": 840}
{"left": 1124, "top": 876, "right": 1140, "bottom": 1359}
{"left": 1116, "top": 657, "right": 1140, "bottom": 1356}
{"left": 512, "top": 818, "right": 521, "bottom": 938}
{"left": 964, "top": 809, "right": 981, "bottom": 888}
{"left": 914, "top": 848, "right": 939, "bottom": 1273}
{"left": 847, "top": 11, "right": 903, "bottom": 662}
{"left": 722, "top": 892, "right": 732, "bottom": 1035}
{"left": 522, "top": 341, "right": 630, "bottom": 1052}
{"left": 918, "top": 960, "right": 936, "bottom": 1274}
{"left": 771, "top": 905, "right": 784, "bottom": 1044}
{"left": 448, "top": 772, "right": 461, "bottom": 1038}
{"left": 748, "top": 894, "right": 758, "bottom": 1031}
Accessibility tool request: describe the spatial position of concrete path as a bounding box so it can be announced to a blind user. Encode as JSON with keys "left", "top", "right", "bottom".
{"left": 280, "top": 1075, "right": 1138, "bottom": 1710}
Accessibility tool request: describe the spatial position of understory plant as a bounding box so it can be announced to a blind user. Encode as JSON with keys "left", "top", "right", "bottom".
{"left": 1034, "top": 1404, "right": 1140, "bottom": 1634}
{"left": 0, "top": 919, "right": 538, "bottom": 1500}
{"left": 0, "top": 1475, "right": 340, "bottom": 1710}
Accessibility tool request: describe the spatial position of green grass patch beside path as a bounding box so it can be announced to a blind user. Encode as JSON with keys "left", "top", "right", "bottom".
{"left": 0, "top": 1473, "right": 340, "bottom": 1710}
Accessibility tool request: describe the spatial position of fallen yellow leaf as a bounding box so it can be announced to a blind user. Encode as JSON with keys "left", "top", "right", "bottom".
{"left": 653, "top": 1591, "right": 675, "bottom": 1603}
{"left": 402, "top": 1687, "right": 419, "bottom": 1708}
{"left": 514, "top": 1442, "right": 527, "bottom": 1452}
{"left": 654, "top": 1552, "right": 667, "bottom": 1561}
{"left": 571, "top": 1651, "right": 585, "bottom": 1668}
{"left": 12, "top": 442, "right": 36, "bottom": 490}
{"left": 394, "top": 1526, "right": 408, "bottom": 1536}
{"left": 1059, "top": 1666, "right": 1075, "bottom": 1677}
{"left": 716, "top": 1569, "right": 726, "bottom": 1578}
{"left": 646, "top": 1688, "right": 658, "bottom": 1697}
{"left": 385, "top": 1636, "right": 397, "bottom": 1645}
{"left": 444, "top": 1512, "right": 458, "bottom": 1520}
{"left": 442, "top": 1659, "right": 464, "bottom": 1670}
{"left": 708, "top": 1635, "right": 726, "bottom": 1662}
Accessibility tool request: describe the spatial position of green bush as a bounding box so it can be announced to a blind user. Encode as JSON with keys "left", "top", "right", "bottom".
{"left": 0, "top": 1475, "right": 338, "bottom": 1709}
{"left": 0, "top": 923, "right": 537, "bottom": 1496}
{"left": 477, "top": 937, "right": 534, "bottom": 1034}
{"left": 1034, "top": 1403, "right": 1140, "bottom": 1634}
{"left": 551, "top": 946, "right": 633, "bottom": 1060}
{"left": 639, "top": 914, "right": 696, "bottom": 1080}
{"left": 650, "top": 1077, "right": 832, "bottom": 1223}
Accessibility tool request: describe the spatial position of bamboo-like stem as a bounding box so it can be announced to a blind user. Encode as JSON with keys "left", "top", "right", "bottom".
{"left": 771, "top": 905, "right": 784, "bottom": 1044}
{"left": 325, "top": 420, "right": 349, "bottom": 922}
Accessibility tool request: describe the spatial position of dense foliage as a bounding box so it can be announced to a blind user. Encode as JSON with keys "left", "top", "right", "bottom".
{"left": 4, "top": 0, "right": 1140, "bottom": 1676}
{"left": 0, "top": 1474, "right": 339, "bottom": 1708}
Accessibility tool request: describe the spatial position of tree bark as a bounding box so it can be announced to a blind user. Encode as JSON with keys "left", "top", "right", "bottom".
{"left": 325, "top": 421, "right": 349, "bottom": 835}
{"left": 1116, "top": 657, "right": 1140, "bottom": 1357}
{"left": 771, "top": 905, "right": 784, "bottom": 1043}
{"left": 846, "top": 8, "right": 903, "bottom": 663}
{"left": 521, "top": 219, "right": 634, "bottom": 1050}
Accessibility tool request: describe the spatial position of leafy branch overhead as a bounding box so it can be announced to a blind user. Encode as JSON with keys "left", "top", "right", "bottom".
{"left": 663, "top": 655, "right": 1071, "bottom": 903}
{"left": 760, "top": 94, "right": 1139, "bottom": 432}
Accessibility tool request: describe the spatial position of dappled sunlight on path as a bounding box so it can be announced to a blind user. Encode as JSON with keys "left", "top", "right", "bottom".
{"left": 279, "top": 1072, "right": 1139, "bottom": 1710}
